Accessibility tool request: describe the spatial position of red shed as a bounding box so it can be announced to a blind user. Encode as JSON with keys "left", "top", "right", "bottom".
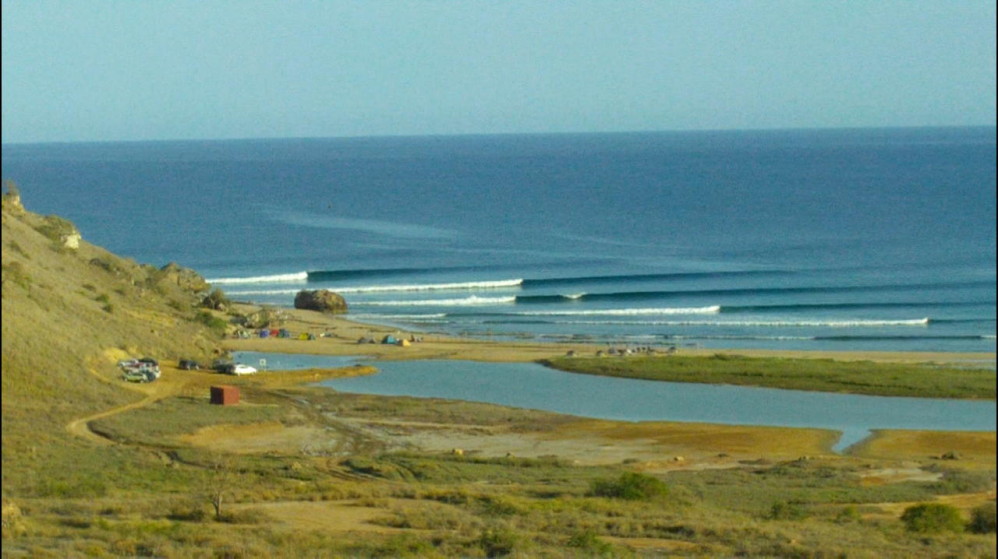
{"left": 210, "top": 385, "right": 240, "bottom": 406}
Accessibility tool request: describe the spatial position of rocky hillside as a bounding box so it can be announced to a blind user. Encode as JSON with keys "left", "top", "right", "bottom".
{"left": 1, "top": 183, "right": 224, "bottom": 449}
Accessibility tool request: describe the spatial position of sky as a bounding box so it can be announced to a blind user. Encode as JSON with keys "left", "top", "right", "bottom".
{"left": 2, "top": 1, "right": 995, "bottom": 144}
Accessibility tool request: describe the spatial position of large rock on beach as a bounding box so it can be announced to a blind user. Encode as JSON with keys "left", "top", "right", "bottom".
{"left": 294, "top": 289, "right": 348, "bottom": 314}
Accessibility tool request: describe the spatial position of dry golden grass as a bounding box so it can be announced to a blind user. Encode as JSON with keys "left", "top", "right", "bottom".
{"left": 851, "top": 430, "right": 997, "bottom": 466}
{"left": 553, "top": 419, "right": 840, "bottom": 460}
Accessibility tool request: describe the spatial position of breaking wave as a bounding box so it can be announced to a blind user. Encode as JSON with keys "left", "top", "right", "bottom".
{"left": 354, "top": 296, "right": 518, "bottom": 306}
{"left": 333, "top": 279, "right": 523, "bottom": 293}
{"left": 553, "top": 318, "right": 931, "bottom": 327}
{"left": 513, "top": 306, "right": 722, "bottom": 316}
{"left": 208, "top": 271, "right": 308, "bottom": 285}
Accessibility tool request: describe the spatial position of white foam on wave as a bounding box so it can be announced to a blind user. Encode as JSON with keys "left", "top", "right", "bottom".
{"left": 517, "top": 306, "right": 722, "bottom": 317}
{"left": 208, "top": 271, "right": 308, "bottom": 285}
{"left": 225, "top": 288, "right": 301, "bottom": 296}
{"left": 351, "top": 313, "right": 448, "bottom": 320}
{"left": 355, "top": 296, "right": 517, "bottom": 307}
{"left": 558, "top": 318, "right": 931, "bottom": 327}
{"left": 334, "top": 279, "right": 523, "bottom": 293}
{"left": 564, "top": 293, "right": 587, "bottom": 299}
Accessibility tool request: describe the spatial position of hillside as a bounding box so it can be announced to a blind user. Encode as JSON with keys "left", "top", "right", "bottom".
{"left": 1, "top": 184, "right": 225, "bottom": 487}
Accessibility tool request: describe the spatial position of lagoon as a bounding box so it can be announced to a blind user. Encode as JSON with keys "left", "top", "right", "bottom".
{"left": 236, "top": 352, "right": 997, "bottom": 452}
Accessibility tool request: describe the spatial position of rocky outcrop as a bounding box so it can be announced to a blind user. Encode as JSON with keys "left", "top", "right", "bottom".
{"left": 158, "top": 262, "right": 211, "bottom": 293}
{"left": 294, "top": 289, "right": 348, "bottom": 314}
{"left": 2, "top": 180, "right": 25, "bottom": 217}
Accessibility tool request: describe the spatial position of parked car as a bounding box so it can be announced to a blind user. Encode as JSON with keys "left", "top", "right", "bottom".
{"left": 212, "top": 359, "right": 233, "bottom": 373}
{"left": 122, "top": 369, "right": 155, "bottom": 383}
{"left": 179, "top": 359, "right": 201, "bottom": 370}
{"left": 138, "top": 357, "right": 159, "bottom": 367}
{"left": 229, "top": 364, "right": 257, "bottom": 375}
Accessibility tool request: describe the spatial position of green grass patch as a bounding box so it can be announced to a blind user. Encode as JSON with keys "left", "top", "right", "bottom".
{"left": 89, "top": 396, "right": 289, "bottom": 446}
{"left": 543, "top": 354, "right": 996, "bottom": 399}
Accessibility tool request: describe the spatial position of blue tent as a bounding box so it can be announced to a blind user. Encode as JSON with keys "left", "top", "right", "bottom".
{"left": 382, "top": 335, "right": 398, "bottom": 345}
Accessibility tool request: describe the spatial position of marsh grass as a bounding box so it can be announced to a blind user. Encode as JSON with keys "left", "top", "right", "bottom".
{"left": 544, "top": 354, "right": 997, "bottom": 399}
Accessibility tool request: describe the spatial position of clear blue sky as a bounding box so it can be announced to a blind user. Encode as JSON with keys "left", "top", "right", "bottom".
{"left": 2, "top": 1, "right": 995, "bottom": 143}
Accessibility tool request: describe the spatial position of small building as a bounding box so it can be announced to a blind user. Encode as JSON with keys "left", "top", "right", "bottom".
{"left": 210, "top": 385, "right": 240, "bottom": 406}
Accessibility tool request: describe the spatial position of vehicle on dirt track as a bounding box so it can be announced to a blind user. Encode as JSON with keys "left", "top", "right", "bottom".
{"left": 229, "top": 364, "right": 257, "bottom": 375}
{"left": 122, "top": 369, "right": 156, "bottom": 383}
{"left": 179, "top": 359, "right": 201, "bottom": 370}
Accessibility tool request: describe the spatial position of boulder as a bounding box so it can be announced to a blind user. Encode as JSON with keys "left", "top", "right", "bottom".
{"left": 159, "top": 262, "right": 211, "bottom": 292}
{"left": 294, "top": 289, "right": 348, "bottom": 314}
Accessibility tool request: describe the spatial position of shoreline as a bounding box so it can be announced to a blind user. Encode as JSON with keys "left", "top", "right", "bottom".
{"left": 211, "top": 306, "right": 994, "bottom": 468}
{"left": 223, "top": 306, "right": 997, "bottom": 368}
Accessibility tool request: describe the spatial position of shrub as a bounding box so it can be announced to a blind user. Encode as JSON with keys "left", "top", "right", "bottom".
{"left": 34, "top": 214, "right": 76, "bottom": 242}
{"left": 900, "top": 503, "right": 964, "bottom": 533}
{"left": 478, "top": 526, "right": 518, "bottom": 558}
{"left": 589, "top": 471, "right": 669, "bottom": 501}
{"left": 835, "top": 505, "right": 861, "bottom": 523}
{"left": 195, "top": 311, "right": 228, "bottom": 334}
{"left": 968, "top": 502, "right": 996, "bottom": 534}
{"left": 7, "top": 241, "right": 29, "bottom": 258}
{"left": 769, "top": 500, "right": 809, "bottom": 521}
{"left": 201, "top": 288, "right": 231, "bottom": 311}
{"left": 566, "top": 530, "right": 615, "bottom": 556}
{"left": 1, "top": 262, "right": 31, "bottom": 290}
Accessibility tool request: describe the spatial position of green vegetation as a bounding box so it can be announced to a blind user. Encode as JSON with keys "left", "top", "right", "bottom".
{"left": 544, "top": 354, "right": 997, "bottom": 399}
{"left": 33, "top": 214, "right": 77, "bottom": 243}
{"left": 201, "top": 287, "right": 231, "bottom": 310}
{"left": 566, "top": 530, "right": 616, "bottom": 556}
{"left": 195, "top": 309, "right": 229, "bottom": 334}
{"left": 969, "top": 502, "right": 997, "bottom": 534}
{"left": 901, "top": 503, "right": 966, "bottom": 533}
{"left": 589, "top": 471, "right": 669, "bottom": 501}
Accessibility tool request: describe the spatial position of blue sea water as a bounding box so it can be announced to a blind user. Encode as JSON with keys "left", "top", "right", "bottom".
{"left": 3, "top": 127, "right": 995, "bottom": 353}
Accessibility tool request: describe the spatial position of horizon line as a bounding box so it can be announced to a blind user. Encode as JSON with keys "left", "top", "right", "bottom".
{"left": 2, "top": 123, "right": 996, "bottom": 148}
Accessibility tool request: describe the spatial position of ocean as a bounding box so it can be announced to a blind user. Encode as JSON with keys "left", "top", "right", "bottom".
{"left": 3, "top": 127, "right": 995, "bottom": 354}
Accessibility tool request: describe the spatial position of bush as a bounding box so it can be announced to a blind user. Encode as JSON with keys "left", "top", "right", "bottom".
{"left": 566, "top": 530, "right": 615, "bottom": 556}
{"left": 478, "top": 526, "right": 518, "bottom": 558}
{"left": 201, "top": 288, "right": 231, "bottom": 311}
{"left": 589, "top": 471, "right": 669, "bottom": 501}
{"left": 34, "top": 215, "right": 76, "bottom": 242}
{"left": 195, "top": 311, "right": 228, "bottom": 334}
{"left": 900, "top": 503, "right": 964, "bottom": 533}
{"left": 769, "top": 500, "right": 809, "bottom": 521}
{"left": 968, "top": 502, "right": 996, "bottom": 534}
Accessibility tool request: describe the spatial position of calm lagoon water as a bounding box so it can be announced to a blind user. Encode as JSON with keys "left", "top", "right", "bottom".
{"left": 232, "top": 351, "right": 362, "bottom": 371}
{"left": 238, "top": 352, "right": 996, "bottom": 452}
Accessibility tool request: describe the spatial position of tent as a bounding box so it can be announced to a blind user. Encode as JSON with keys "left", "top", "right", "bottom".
{"left": 381, "top": 335, "right": 398, "bottom": 345}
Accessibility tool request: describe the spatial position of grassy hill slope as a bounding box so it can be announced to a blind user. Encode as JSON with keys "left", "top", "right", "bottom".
{"left": 1, "top": 189, "right": 224, "bottom": 492}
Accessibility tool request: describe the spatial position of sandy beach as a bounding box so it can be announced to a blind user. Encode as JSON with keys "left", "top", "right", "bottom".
{"left": 224, "top": 304, "right": 997, "bottom": 366}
